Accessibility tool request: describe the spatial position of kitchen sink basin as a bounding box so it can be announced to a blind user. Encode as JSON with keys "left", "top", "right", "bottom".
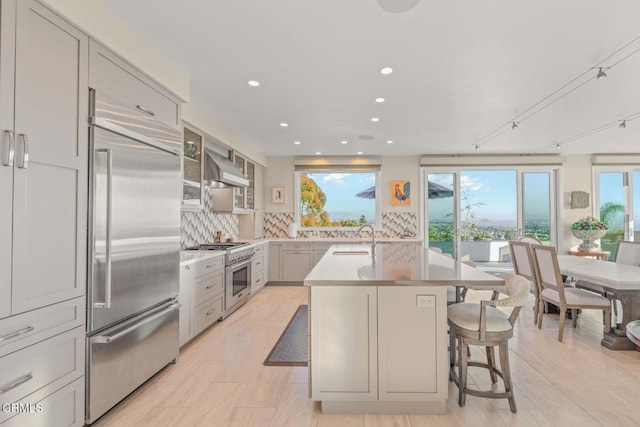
{"left": 332, "top": 251, "right": 370, "bottom": 255}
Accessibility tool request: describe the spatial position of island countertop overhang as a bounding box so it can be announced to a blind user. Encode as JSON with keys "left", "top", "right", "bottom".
{"left": 304, "top": 244, "right": 505, "bottom": 288}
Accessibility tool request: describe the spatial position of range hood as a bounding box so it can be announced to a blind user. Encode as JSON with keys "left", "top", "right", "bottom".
{"left": 204, "top": 149, "right": 249, "bottom": 187}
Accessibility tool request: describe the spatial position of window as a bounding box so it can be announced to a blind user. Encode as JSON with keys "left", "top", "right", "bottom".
{"left": 294, "top": 167, "right": 381, "bottom": 229}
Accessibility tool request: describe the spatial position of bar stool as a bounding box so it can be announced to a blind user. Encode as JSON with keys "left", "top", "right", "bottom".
{"left": 448, "top": 274, "right": 529, "bottom": 412}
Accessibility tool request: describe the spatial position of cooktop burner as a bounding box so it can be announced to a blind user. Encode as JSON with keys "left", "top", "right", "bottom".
{"left": 186, "top": 242, "right": 249, "bottom": 251}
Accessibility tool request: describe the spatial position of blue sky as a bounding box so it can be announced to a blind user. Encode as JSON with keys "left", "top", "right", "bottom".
{"left": 305, "top": 172, "right": 376, "bottom": 221}
{"left": 428, "top": 171, "right": 550, "bottom": 225}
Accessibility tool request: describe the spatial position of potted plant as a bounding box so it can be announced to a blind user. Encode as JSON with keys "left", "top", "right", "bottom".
{"left": 570, "top": 216, "right": 607, "bottom": 252}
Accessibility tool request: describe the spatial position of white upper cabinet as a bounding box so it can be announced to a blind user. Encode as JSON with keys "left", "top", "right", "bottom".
{"left": 182, "top": 125, "right": 204, "bottom": 209}
{"left": 0, "top": 0, "right": 88, "bottom": 317}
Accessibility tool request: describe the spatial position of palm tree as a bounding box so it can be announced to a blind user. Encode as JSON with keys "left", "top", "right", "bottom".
{"left": 599, "top": 202, "right": 624, "bottom": 228}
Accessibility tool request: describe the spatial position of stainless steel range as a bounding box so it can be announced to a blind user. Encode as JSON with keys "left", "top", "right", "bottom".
{"left": 186, "top": 242, "right": 254, "bottom": 316}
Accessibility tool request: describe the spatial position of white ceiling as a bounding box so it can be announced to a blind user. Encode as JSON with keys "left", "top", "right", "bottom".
{"left": 100, "top": 0, "right": 640, "bottom": 157}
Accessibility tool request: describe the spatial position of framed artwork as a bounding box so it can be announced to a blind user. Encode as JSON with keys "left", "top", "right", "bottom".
{"left": 391, "top": 180, "right": 410, "bottom": 206}
{"left": 272, "top": 186, "right": 285, "bottom": 204}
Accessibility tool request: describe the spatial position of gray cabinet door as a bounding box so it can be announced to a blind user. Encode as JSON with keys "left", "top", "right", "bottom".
{"left": 0, "top": 0, "right": 16, "bottom": 319}
{"left": 10, "top": 0, "right": 88, "bottom": 314}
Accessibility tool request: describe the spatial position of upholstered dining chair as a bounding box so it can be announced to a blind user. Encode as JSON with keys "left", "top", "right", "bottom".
{"left": 448, "top": 274, "right": 529, "bottom": 413}
{"left": 509, "top": 240, "right": 540, "bottom": 325}
{"left": 530, "top": 244, "right": 611, "bottom": 342}
{"left": 518, "top": 236, "right": 543, "bottom": 245}
{"left": 614, "top": 240, "right": 640, "bottom": 266}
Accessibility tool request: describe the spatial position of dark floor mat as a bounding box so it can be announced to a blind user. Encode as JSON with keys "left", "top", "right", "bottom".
{"left": 264, "top": 305, "right": 308, "bottom": 366}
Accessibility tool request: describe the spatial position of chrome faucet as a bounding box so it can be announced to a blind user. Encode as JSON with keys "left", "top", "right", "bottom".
{"left": 357, "top": 224, "right": 376, "bottom": 257}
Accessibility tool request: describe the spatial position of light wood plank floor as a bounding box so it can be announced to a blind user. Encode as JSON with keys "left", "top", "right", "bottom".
{"left": 95, "top": 285, "right": 640, "bottom": 427}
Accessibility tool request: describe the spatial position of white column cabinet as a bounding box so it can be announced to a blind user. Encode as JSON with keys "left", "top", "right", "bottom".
{"left": 179, "top": 256, "right": 225, "bottom": 347}
{"left": 310, "top": 286, "right": 378, "bottom": 400}
{"left": 268, "top": 242, "right": 282, "bottom": 282}
{"left": 0, "top": 0, "right": 88, "bottom": 317}
{"left": 377, "top": 286, "right": 447, "bottom": 401}
{"left": 250, "top": 242, "right": 268, "bottom": 294}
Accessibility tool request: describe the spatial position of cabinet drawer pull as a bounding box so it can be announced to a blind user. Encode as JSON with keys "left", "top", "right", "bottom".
{"left": 136, "top": 104, "right": 155, "bottom": 116}
{"left": 1, "top": 130, "right": 14, "bottom": 167}
{"left": 0, "top": 373, "right": 33, "bottom": 395}
{"left": 0, "top": 326, "right": 34, "bottom": 342}
{"left": 255, "top": 261, "right": 261, "bottom": 266}
{"left": 206, "top": 310, "right": 217, "bottom": 316}
{"left": 205, "top": 284, "right": 214, "bottom": 289}
{"left": 255, "top": 278, "right": 262, "bottom": 283}
{"left": 205, "top": 264, "right": 218, "bottom": 269}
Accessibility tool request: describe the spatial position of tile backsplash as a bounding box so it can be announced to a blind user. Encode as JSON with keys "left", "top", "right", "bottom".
{"left": 181, "top": 188, "right": 418, "bottom": 246}
{"left": 180, "top": 187, "right": 238, "bottom": 248}
{"left": 263, "top": 211, "right": 417, "bottom": 239}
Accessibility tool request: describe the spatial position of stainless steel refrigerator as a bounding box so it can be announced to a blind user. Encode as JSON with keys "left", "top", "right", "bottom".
{"left": 86, "top": 90, "right": 182, "bottom": 424}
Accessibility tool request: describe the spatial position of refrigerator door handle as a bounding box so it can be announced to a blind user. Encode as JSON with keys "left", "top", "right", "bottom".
{"left": 1, "top": 130, "right": 14, "bottom": 167}
{"left": 16, "top": 133, "right": 28, "bottom": 169}
{"left": 94, "top": 148, "right": 113, "bottom": 309}
{"left": 93, "top": 303, "right": 181, "bottom": 344}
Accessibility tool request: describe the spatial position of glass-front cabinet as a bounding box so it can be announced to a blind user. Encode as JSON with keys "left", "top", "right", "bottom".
{"left": 231, "top": 152, "right": 255, "bottom": 211}
{"left": 182, "top": 126, "right": 203, "bottom": 209}
{"left": 246, "top": 161, "right": 255, "bottom": 210}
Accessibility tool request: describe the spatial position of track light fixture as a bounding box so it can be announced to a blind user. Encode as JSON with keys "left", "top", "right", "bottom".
{"left": 556, "top": 143, "right": 561, "bottom": 150}
{"left": 619, "top": 120, "right": 626, "bottom": 128}
{"left": 473, "top": 144, "right": 479, "bottom": 151}
{"left": 596, "top": 67, "right": 609, "bottom": 79}
{"left": 511, "top": 121, "right": 519, "bottom": 130}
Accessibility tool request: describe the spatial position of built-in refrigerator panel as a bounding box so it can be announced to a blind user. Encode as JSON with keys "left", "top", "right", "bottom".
{"left": 88, "top": 126, "right": 181, "bottom": 334}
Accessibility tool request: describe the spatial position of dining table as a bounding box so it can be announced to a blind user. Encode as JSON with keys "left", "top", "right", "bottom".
{"left": 557, "top": 255, "right": 640, "bottom": 350}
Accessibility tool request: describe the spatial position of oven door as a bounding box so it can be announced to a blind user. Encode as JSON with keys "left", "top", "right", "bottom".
{"left": 225, "top": 259, "right": 252, "bottom": 312}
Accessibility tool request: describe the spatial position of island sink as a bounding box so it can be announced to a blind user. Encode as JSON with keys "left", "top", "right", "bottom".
{"left": 332, "top": 250, "right": 370, "bottom": 255}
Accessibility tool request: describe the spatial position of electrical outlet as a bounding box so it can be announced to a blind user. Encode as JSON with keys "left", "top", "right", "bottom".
{"left": 416, "top": 295, "right": 435, "bottom": 308}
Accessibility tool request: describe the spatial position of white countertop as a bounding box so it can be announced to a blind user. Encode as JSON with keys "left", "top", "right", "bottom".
{"left": 179, "top": 238, "right": 421, "bottom": 265}
{"left": 268, "top": 237, "right": 422, "bottom": 243}
{"left": 304, "top": 244, "right": 504, "bottom": 287}
{"left": 180, "top": 250, "right": 225, "bottom": 265}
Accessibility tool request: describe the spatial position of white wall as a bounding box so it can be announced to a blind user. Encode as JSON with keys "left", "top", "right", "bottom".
{"left": 561, "top": 155, "right": 594, "bottom": 251}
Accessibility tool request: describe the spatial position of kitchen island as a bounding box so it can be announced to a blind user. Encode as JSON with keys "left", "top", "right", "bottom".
{"left": 304, "top": 244, "right": 505, "bottom": 414}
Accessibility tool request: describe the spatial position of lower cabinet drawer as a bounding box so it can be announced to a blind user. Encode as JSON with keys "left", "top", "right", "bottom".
{"left": 0, "top": 326, "right": 84, "bottom": 421}
{"left": 192, "top": 270, "right": 224, "bottom": 305}
{"left": 193, "top": 295, "right": 223, "bottom": 336}
{"left": 252, "top": 254, "right": 265, "bottom": 272}
{"left": 252, "top": 270, "right": 265, "bottom": 292}
{"left": 0, "top": 297, "right": 85, "bottom": 358}
{"left": 1, "top": 377, "right": 84, "bottom": 426}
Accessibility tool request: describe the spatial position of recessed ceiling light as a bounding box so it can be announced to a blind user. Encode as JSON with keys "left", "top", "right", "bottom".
{"left": 341, "top": 140, "right": 348, "bottom": 144}
{"left": 371, "top": 117, "right": 380, "bottom": 122}
{"left": 315, "top": 151, "right": 321, "bottom": 155}
{"left": 380, "top": 67, "right": 393, "bottom": 75}
{"left": 375, "top": 97, "right": 385, "bottom": 103}
{"left": 293, "top": 141, "right": 301, "bottom": 145}
{"left": 247, "top": 80, "right": 260, "bottom": 87}
{"left": 386, "top": 140, "right": 393, "bottom": 144}
{"left": 280, "top": 122, "right": 288, "bottom": 127}
{"left": 357, "top": 151, "right": 363, "bottom": 155}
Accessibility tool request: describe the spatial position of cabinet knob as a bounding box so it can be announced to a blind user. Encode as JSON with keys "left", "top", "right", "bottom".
{"left": 185, "top": 265, "right": 190, "bottom": 270}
